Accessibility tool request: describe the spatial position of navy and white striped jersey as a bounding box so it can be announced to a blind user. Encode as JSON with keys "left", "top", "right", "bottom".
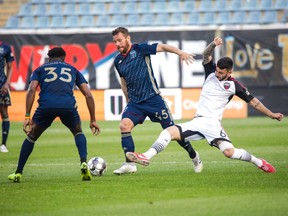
{"left": 30, "top": 60, "right": 87, "bottom": 109}
{"left": 0, "top": 42, "right": 14, "bottom": 87}
{"left": 114, "top": 43, "right": 160, "bottom": 103}
{"left": 196, "top": 61, "right": 254, "bottom": 120}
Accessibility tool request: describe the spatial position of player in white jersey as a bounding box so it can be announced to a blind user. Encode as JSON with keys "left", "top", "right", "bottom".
{"left": 126, "top": 37, "right": 284, "bottom": 173}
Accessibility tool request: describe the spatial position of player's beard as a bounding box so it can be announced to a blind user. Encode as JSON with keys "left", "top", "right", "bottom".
{"left": 119, "top": 40, "right": 130, "bottom": 54}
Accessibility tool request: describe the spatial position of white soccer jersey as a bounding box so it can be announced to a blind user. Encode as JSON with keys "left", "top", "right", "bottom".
{"left": 196, "top": 61, "right": 254, "bottom": 120}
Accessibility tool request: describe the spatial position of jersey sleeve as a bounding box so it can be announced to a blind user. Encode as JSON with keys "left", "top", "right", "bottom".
{"left": 5, "top": 45, "right": 14, "bottom": 63}
{"left": 203, "top": 61, "right": 216, "bottom": 79}
{"left": 136, "top": 43, "right": 158, "bottom": 55}
{"left": 75, "top": 69, "right": 88, "bottom": 87}
{"left": 234, "top": 80, "right": 254, "bottom": 103}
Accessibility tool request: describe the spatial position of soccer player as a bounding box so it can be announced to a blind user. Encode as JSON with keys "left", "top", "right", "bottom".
{"left": 126, "top": 37, "right": 284, "bottom": 173}
{"left": 0, "top": 41, "right": 14, "bottom": 153}
{"left": 8, "top": 47, "right": 101, "bottom": 182}
{"left": 112, "top": 27, "right": 202, "bottom": 175}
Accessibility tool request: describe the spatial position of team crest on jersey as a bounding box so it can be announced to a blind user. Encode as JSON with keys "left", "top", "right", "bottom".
{"left": 223, "top": 82, "right": 231, "bottom": 90}
{"left": 130, "top": 50, "right": 136, "bottom": 58}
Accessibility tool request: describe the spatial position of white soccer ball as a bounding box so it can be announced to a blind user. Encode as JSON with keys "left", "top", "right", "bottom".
{"left": 88, "top": 157, "right": 107, "bottom": 176}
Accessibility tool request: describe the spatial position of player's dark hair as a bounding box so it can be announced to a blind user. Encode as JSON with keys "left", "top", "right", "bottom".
{"left": 47, "top": 47, "right": 66, "bottom": 61}
{"left": 112, "top": 27, "right": 129, "bottom": 37}
{"left": 217, "top": 57, "right": 233, "bottom": 71}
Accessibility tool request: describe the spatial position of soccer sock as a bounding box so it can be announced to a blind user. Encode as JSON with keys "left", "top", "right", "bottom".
{"left": 121, "top": 132, "right": 135, "bottom": 162}
{"left": 75, "top": 132, "right": 87, "bottom": 162}
{"left": 15, "top": 138, "right": 35, "bottom": 174}
{"left": 2, "top": 120, "right": 10, "bottom": 145}
{"left": 230, "top": 148, "right": 252, "bottom": 161}
{"left": 144, "top": 129, "right": 171, "bottom": 159}
{"left": 176, "top": 140, "right": 197, "bottom": 159}
{"left": 250, "top": 155, "right": 263, "bottom": 167}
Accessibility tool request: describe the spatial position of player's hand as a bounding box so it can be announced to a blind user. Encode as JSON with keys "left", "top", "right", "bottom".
{"left": 90, "top": 121, "right": 101, "bottom": 135}
{"left": 214, "top": 37, "right": 223, "bottom": 47}
{"left": 271, "top": 113, "right": 284, "bottom": 121}
{"left": 0, "top": 83, "right": 9, "bottom": 95}
{"left": 180, "top": 52, "right": 195, "bottom": 65}
{"left": 23, "top": 118, "right": 32, "bottom": 134}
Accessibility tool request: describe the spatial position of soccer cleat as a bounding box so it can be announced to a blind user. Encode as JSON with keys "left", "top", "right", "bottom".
{"left": 192, "top": 151, "right": 203, "bottom": 173}
{"left": 0, "top": 144, "right": 9, "bottom": 153}
{"left": 8, "top": 173, "right": 22, "bottom": 182}
{"left": 259, "top": 159, "right": 276, "bottom": 173}
{"left": 113, "top": 162, "right": 137, "bottom": 175}
{"left": 80, "top": 162, "right": 92, "bottom": 181}
{"left": 126, "top": 152, "right": 150, "bottom": 166}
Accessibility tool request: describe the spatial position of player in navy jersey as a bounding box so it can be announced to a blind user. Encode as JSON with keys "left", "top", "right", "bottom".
{"left": 0, "top": 41, "right": 14, "bottom": 153}
{"left": 8, "top": 47, "right": 101, "bottom": 182}
{"left": 112, "top": 27, "right": 202, "bottom": 175}
{"left": 126, "top": 37, "right": 284, "bottom": 173}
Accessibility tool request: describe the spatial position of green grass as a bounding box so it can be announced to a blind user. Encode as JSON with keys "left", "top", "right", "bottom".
{"left": 1, "top": 117, "right": 287, "bottom": 216}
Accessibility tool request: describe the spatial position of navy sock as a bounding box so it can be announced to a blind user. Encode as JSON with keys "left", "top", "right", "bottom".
{"left": 2, "top": 120, "right": 10, "bottom": 145}
{"left": 121, "top": 132, "right": 134, "bottom": 162}
{"left": 75, "top": 133, "right": 87, "bottom": 162}
{"left": 15, "top": 138, "right": 35, "bottom": 174}
{"left": 177, "top": 140, "right": 197, "bottom": 159}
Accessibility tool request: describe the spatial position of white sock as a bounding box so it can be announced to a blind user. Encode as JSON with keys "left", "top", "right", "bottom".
{"left": 250, "top": 155, "right": 262, "bottom": 167}
{"left": 144, "top": 129, "right": 171, "bottom": 159}
{"left": 231, "top": 148, "right": 252, "bottom": 161}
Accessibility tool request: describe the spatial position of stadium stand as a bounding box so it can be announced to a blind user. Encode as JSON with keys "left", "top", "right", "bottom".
{"left": 1, "top": 0, "right": 288, "bottom": 29}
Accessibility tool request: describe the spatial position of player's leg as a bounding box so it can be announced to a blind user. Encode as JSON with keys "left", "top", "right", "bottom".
{"left": 61, "top": 108, "right": 92, "bottom": 180}
{"left": 0, "top": 105, "right": 10, "bottom": 152}
{"left": 217, "top": 140, "right": 276, "bottom": 173}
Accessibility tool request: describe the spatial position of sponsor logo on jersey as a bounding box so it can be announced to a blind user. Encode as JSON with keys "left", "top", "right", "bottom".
{"left": 130, "top": 50, "right": 136, "bottom": 59}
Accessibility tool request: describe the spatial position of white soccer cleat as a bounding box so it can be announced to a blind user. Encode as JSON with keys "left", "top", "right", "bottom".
{"left": 126, "top": 152, "right": 150, "bottom": 166}
{"left": 113, "top": 162, "right": 137, "bottom": 175}
{"left": 0, "top": 144, "right": 9, "bottom": 153}
{"left": 192, "top": 151, "right": 203, "bottom": 173}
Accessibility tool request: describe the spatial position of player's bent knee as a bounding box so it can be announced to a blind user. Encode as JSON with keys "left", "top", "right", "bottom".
{"left": 218, "top": 141, "right": 234, "bottom": 158}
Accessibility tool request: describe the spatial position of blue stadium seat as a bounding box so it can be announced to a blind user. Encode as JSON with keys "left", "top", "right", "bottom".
{"left": 47, "top": 4, "right": 62, "bottom": 16}
{"left": 20, "top": 16, "right": 35, "bottom": 28}
{"left": 126, "top": 14, "right": 140, "bottom": 27}
{"left": 214, "top": 0, "right": 226, "bottom": 11}
{"left": 108, "top": 2, "right": 122, "bottom": 14}
{"left": 199, "top": 12, "right": 215, "bottom": 25}
{"left": 65, "top": 15, "right": 79, "bottom": 28}
{"left": 123, "top": 2, "right": 138, "bottom": 14}
{"left": 91, "top": 3, "right": 106, "bottom": 15}
{"left": 274, "top": 0, "right": 288, "bottom": 9}
{"left": 19, "top": 3, "right": 33, "bottom": 16}
{"left": 214, "top": 12, "right": 231, "bottom": 25}
{"left": 33, "top": 4, "right": 47, "bottom": 16}
{"left": 5, "top": 16, "right": 19, "bottom": 28}
{"left": 182, "top": 0, "right": 195, "bottom": 12}
{"left": 79, "top": 15, "right": 94, "bottom": 28}
{"left": 138, "top": 1, "right": 151, "bottom": 14}
{"left": 63, "top": 3, "right": 76, "bottom": 16}
{"left": 95, "top": 15, "right": 110, "bottom": 27}
{"left": 35, "top": 16, "right": 50, "bottom": 28}
{"left": 78, "top": 3, "right": 91, "bottom": 15}
{"left": 262, "top": 11, "right": 278, "bottom": 24}
{"left": 140, "top": 14, "right": 154, "bottom": 26}
{"left": 169, "top": 13, "right": 184, "bottom": 26}
{"left": 154, "top": 13, "right": 169, "bottom": 26}
{"left": 50, "top": 16, "right": 64, "bottom": 28}
{"left": 151, "top": 1, "right": 166, "bottom": 13}
{"left": 185, "top": 12, "right": 200, "bottom": 25}
{"left": 246, "top": 11, "right": 261, "bottom": 24}
{"left": 242, "top": 0, "right": 257, "bottom": 11}
{"left": 227, "top": 0, "right": 242, "bottom": 11}
{"left": 166, "top": 1, "right": 181, "bottom": 13}
{"left": 31, "top": 0, "right": 45, "bottom": 4}
{"left": 198, "top": 0, "right": 213, "bottom": 12}
{"left": 230, "top": 11, "right": 246, "bottom": 24}
{"left": 260, "top": 0, "right": 273, "bottom": 10}
{"left": 110, "top": 15, "right": 126, "bottom": 27}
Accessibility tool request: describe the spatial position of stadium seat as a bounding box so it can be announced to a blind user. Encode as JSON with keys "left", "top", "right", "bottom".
{"left": 274, "top": 0, "right": 288, "bottom": 9}
{"left": 108, "top": 2, "right": 122, "bottom": 14}
{"left": 169, "top": 13, "right": 184, "bottom": 26}
{"left": 63, "top": 3, "right": 76, "bottom": 16}
{"left": 214, "top": 12, "right": 231, "bottom": 25}
{"left": 166, "top": 1, "right": 181, "bottom": 13}
{"left": 182, "top": 0, "right": 195, "bottom": 12}
{"left": 140, "top": 14, "right": 154, "bottom": 26}
{"left": 18, "top": 3, "right": 33, "bottom": 16}
{"left": 154, "top": 13, "right": 169, "bottom": 26}
{"left": 151, "top": 1, "right": 166, "bottom": 13}
{"left": 5, "top": 16, "right": 19, "bottom": 28}
{"left": 65, "top": 15, "right": 79, "bottom": 28}
{"left": 95, "top": 15, "right": 110, "bottom": 27}
{"left": 230, "top": 11, "right": 246, "bottom": 24}
{"left": 227, "top": 0, "right": 242, "bottom": 11}
{"left": 199, "top": 12, "right": 215, "bottom": 25}
{"left": 214, "top": 0, "right": 226, "bottom": 11}
{"left": 138, "top": 1, "right": 151, "bottom": 14}
{"left": 262, "top": 11, "right": 278, "bottom": 24}
{"left": 50, "top": 16, "right": 64, "bottom": 28}
{"left": 78, "top": 3, "right": 91, "bottom": 15}
{"left": 47, "top": 4, "right": 62, "bottom": 16}
{"left": 260, "top": 0, "right": 273, "bottom": 10}
{"left": 185, "top": 12, "right": 200, "bottom": 25}
{"left": 242, "top": 0, "right": 257, "bottom": 11}
{"left": 110, "top": 15, "right": 126, "bottom": 27}
{"left": 33, "top": 4, "right": 47, "bottom": 16}
{"left": 126, "top": 14, "right": 140, "bottom": 27}
{"left": 20, "top": 16, "right": 35, "bottom": 28}
{"left": 198, "top": 0, "right": 213, "bottom": 12}
{"left": 246, "top": 11, "right": 261, "bottom": 24}
{"left": 35, "top": 16, "right": 50, "bottom": 28}
{"left": 91, "top": 3, "right": 106, "bottom": 15}
{"left": 79, "top": 15, "right": 94, "bottom": 28}
{"left": 123, "top": 2, "right": 138, "bottom": 14}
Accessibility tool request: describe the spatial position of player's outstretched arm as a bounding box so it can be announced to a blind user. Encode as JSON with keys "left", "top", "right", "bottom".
{"left": 202, "top": 37, "right": 223, "bottom": 64}
{"left": 248, "top": 97, "right": 284, "bottom": 121}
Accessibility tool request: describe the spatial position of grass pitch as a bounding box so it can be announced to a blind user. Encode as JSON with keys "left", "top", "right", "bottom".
{"left": 1, "top": 117, "right": 287, "bottom": 216}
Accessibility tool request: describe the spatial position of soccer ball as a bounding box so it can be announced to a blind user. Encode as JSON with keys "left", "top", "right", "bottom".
{"left": 88, "top": 157, "right": 107, "bottom": 176}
